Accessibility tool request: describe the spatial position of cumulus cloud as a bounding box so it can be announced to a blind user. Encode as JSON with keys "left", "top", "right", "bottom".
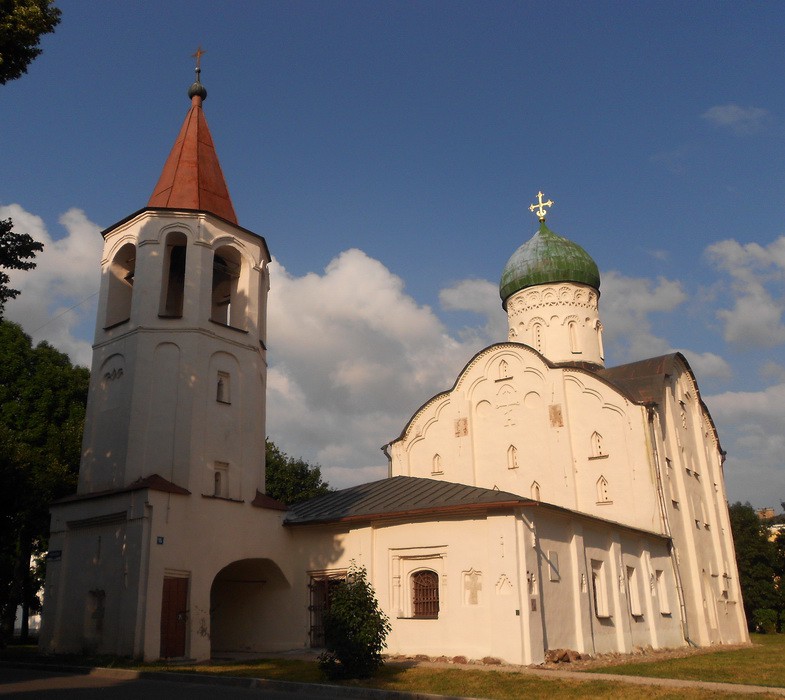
{"left": 439, "top": 278, "right": 507, "bottom": 345}
{"left": 705, "top": 383, "right": 785, "bottom": 506}
{"left": 701, "top": 104, "right": 772, "bottom": 135}
{"left": 1, "top": 204, "right": 102, "bottom": 366}
{"left": 266, "top": 250, "right": 494, "bottom": 488}
{"left": 705, "top": 236, "right": 785, "bottom": 347}
{"left": 600, "top": 271, "right": 687, "bottom": 361}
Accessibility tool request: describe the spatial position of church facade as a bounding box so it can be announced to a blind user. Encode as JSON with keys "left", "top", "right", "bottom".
{"left": 40, "top": 72, "right": 748, "bottom": 664}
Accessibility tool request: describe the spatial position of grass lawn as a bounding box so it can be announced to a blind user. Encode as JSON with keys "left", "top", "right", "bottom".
{"left": 4, "top": 638, "right": 784, "bottom": 699}
{"left": 586, "top": 633, "right": 785, "bottom": 688}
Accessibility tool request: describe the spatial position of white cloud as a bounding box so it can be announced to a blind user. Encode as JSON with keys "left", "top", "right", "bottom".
{"left": 1, "top": 204, "right": 102, "bottom": 366}
{"left": 600, "top": 271, "right": 687, "bottom": 361}
{"left": 678, "top": 350, "right": 732, "bottom": 381}
{"left": 701, "top": 104, "right": 772, "bottom": 135}
{"left": 705, "top": 383, "right": 785, "bottom": 507}
{"left": 705, "top": 236, "right": 785, "bottom": 347}
{"left": 265, "top": 250, "right": 494, "bottom": 487}
{"left": 439, "top": 278, "right": 507, "bottom": 345}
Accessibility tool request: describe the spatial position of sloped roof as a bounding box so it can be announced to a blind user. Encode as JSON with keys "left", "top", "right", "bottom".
{"left": 284, "top": 476, "right": 531, "bottom": 526}
{"left": 53, "top": 473, "right": 190, "bottom": 504}
{"left": 147, "top": 92, "right": 238, "bottom": 224}
{"left": 597, "top": 353, "right": 681, "bottom": 405}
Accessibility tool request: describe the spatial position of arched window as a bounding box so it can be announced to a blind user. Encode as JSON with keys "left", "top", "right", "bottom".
{"left": 105, "top": 242, "right": 136, "bottom": 327}
{"left": 211, "top": 246, "right": 245, "bottom": 328}
{"left": 160, "top": 231, "right": 187, "bottom": 317}
{"left": 596, "top": 321, "right": 605, "bottom": 360}
{"left": 532, "top": 322, "right": 544, "bottom": 354}
{"left": 431, "top": 454, "right": 442, "bottom": 474}
{"left": 597, "top": 475, "right": 610, "bottom": 503}
{"left": 591, "top": 431, "right": 605, "bottom": 458}
{"left": 568, "top": 320, "right": 579, "bottom": 353}
{"left": 499, "top": 359, "right": 509, "bottom": 380}
{"left": 507, "top": 444, "right": 518, "bottom": 470}
{"left": 411, "top": 570, "right": 439, "bottom": 618}
{"left": 531, "top": 481, "right": 541, "bottom": 501}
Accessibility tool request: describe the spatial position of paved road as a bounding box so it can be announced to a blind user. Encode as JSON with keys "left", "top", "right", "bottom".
{"left": 0, "top": 667, "right": 352, "bottom": 699}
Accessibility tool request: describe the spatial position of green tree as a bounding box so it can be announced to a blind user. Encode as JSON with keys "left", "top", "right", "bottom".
{"left": 0, "top": 218, "right": 44, "bottom": 318}
{"left": 728, "top": 501, "right": 777, "bottom": 632}
{"left": 0, "top": 0, "right": 61, "bottom": 85}
{"left": 265, "top": 438, "right": 330, "bottom": 505}
{"left": 319, "top": 561, "right": 391, "bottom": 679}
{"left": 0, "top": 320, "right": 88, "bottom": 645}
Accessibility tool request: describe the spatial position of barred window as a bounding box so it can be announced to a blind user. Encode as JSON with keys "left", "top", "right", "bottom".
{"left": 412, "top": 570, "right": 439, "bottom": 619}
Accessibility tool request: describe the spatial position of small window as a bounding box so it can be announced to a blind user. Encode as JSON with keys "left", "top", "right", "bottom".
{"left": 431, "top": 454, "right": 442, "bottom": 475}
{"left": 532, "top": 322, "right": 544, "bottom": 354}
{"left": 548, "top": 551, "right": 560, "bottom": 582}
{"left": 627, "top": 566, "right": 643, "bottom": 617}
{"left": 412, "top": 570, "right": 439, "bottom": 619}
{"left": 591, "top": 560, "right": 610, "bottom": 618}
{"left": 499, "top": 359, "right": 509, "bottom": 380}
{"left": 213, "top": 461, "right": 228, "bottom": 497}
{"left": 655, "top": 569, "right": 671, "bottom": 615}
{"left": 568, "top": 320, "right": 579, "bottom": 353}
{"left": 507, "top": 444, "right": 518, "bottom": 470}
{"left": 531, "top": 481, "right": 541, "bottom": 501}
{"left": 216, "top": 371, "right": 231, "bottom": 404}
{"left": 590, "top": 431, "right": 606, "bottom": 458}
{"left": 596, "top": 475, "right": 610, "bottom": 504}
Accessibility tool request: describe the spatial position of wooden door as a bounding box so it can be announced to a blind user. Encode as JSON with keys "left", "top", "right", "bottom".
{"left": 160, "top": 576, "right": 188, "bottom": 658}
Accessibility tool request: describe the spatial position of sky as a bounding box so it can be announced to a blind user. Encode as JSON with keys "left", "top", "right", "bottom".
{"left": 2, "top": 1, "right": 785, "bottom": 508}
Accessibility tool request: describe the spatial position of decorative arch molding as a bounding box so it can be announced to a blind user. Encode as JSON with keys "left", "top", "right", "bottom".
{"left": 103, "top": 233, "right": 139, "bottom": 266}
{"left": 154, "top": 221, "right": 196, "bottom": 245}
{"left": 563, "top": 373, "right": 628, "bottom": 417}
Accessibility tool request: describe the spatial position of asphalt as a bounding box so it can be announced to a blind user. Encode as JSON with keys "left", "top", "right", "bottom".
{"left": 2, "top": 658, "right": 783, "bottom": 698}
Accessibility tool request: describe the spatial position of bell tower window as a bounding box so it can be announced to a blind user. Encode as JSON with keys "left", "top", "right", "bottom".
{"left": 160, "top": 232, "right": 187, "bottom": 318}
{"left": 211, "top": 246, "right": 244, "bottom": 328}
{"left": 105, "top": 242, "right": 136, "bottom": 328}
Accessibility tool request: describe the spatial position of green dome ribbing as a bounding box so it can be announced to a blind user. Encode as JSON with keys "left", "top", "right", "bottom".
{"left": 500, "top": 222, "right": 600, "bottom": 303}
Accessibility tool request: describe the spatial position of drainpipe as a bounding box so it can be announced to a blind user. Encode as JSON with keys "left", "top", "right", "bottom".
{"left": 647, "top": 406, "right": 696, "bottom": 647}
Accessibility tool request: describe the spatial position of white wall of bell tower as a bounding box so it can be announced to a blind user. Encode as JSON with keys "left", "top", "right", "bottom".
{"left": 78, "top": 209, "right": 270, "bottom": 498}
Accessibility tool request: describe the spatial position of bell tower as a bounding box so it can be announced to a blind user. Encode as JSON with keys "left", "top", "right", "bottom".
{"left": 78, "top": 63, "right": 270, "bottom": 500}
{"left": 41, "top": 62, "right": 287, "bottom": 662}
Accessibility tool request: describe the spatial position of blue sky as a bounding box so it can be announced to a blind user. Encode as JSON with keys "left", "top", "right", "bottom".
{"left": 2, "top": 1, "right": 785, "bottom": 508}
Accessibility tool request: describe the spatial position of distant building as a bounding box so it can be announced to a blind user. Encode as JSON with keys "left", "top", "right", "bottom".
{"left": 40, "top": 68, "right": 749, "bottom": 663}
{"left": 757, "top": 508, "right": 776, "bottom": 521}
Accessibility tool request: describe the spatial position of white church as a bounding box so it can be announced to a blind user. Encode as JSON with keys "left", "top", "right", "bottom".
{"left": 40, "top": 68, "right": 749, "bottom": 664}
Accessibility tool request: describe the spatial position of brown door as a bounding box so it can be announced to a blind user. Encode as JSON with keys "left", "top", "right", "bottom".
{"left": 160, "top": 576, "right": 188, "bottom": 657}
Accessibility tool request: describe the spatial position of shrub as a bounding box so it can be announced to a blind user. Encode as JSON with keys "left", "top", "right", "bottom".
{"left": 318, "top": 562, "right": 391, "bottom": 679}
{"left": 753, "top": 608, "right": 777, "bottom": 634}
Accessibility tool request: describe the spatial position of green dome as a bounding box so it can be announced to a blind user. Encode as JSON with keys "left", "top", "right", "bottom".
{"left": 500, "top": 222, "right": 600, "bottom": 303}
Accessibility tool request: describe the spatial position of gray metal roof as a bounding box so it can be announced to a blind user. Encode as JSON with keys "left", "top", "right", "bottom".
{"left": 284, "top": 476, "right": 531, "bottom": 526}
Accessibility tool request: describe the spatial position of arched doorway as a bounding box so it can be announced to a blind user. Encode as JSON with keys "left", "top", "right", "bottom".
{"left": 210, "top": 559, "right": 290, "bottom": 655}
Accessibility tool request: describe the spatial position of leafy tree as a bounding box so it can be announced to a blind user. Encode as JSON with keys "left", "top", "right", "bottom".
{"left": 0, "top": 320, "right": 88, "bottom": 645}
{"left": 319, "top": 561, "right": 391, "bottom": 679}
{"left": 728, "top": 501, "right": 777, "bottom": 632}
{"left": 265, "top": 438, "right": 330, "bottom": 505}
{"left": 0, "top": 218, "right": 44, "bottom": 318}
{"left": 0, "top": 0, "right": 61, "bottom": 85}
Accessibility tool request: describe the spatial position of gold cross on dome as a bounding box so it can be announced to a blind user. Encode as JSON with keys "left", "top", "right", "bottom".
{"left": 529, "top": 191, "right": 554, "bottom": 222}
{"left": 192, "top": 46, "right": 206, "bottom": 69}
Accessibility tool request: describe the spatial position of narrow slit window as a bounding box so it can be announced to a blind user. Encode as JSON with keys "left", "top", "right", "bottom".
{"left": 216, "top": 372, "right": 231, "bottom": 404}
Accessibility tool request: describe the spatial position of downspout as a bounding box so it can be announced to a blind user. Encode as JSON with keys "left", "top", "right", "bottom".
{"left": 647, "top": 406, "right": 696, "bottom": 647}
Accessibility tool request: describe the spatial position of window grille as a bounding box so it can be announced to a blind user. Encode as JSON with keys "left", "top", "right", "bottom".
{"left": 412, "top": 570, "right": 439, "bottom": 618}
